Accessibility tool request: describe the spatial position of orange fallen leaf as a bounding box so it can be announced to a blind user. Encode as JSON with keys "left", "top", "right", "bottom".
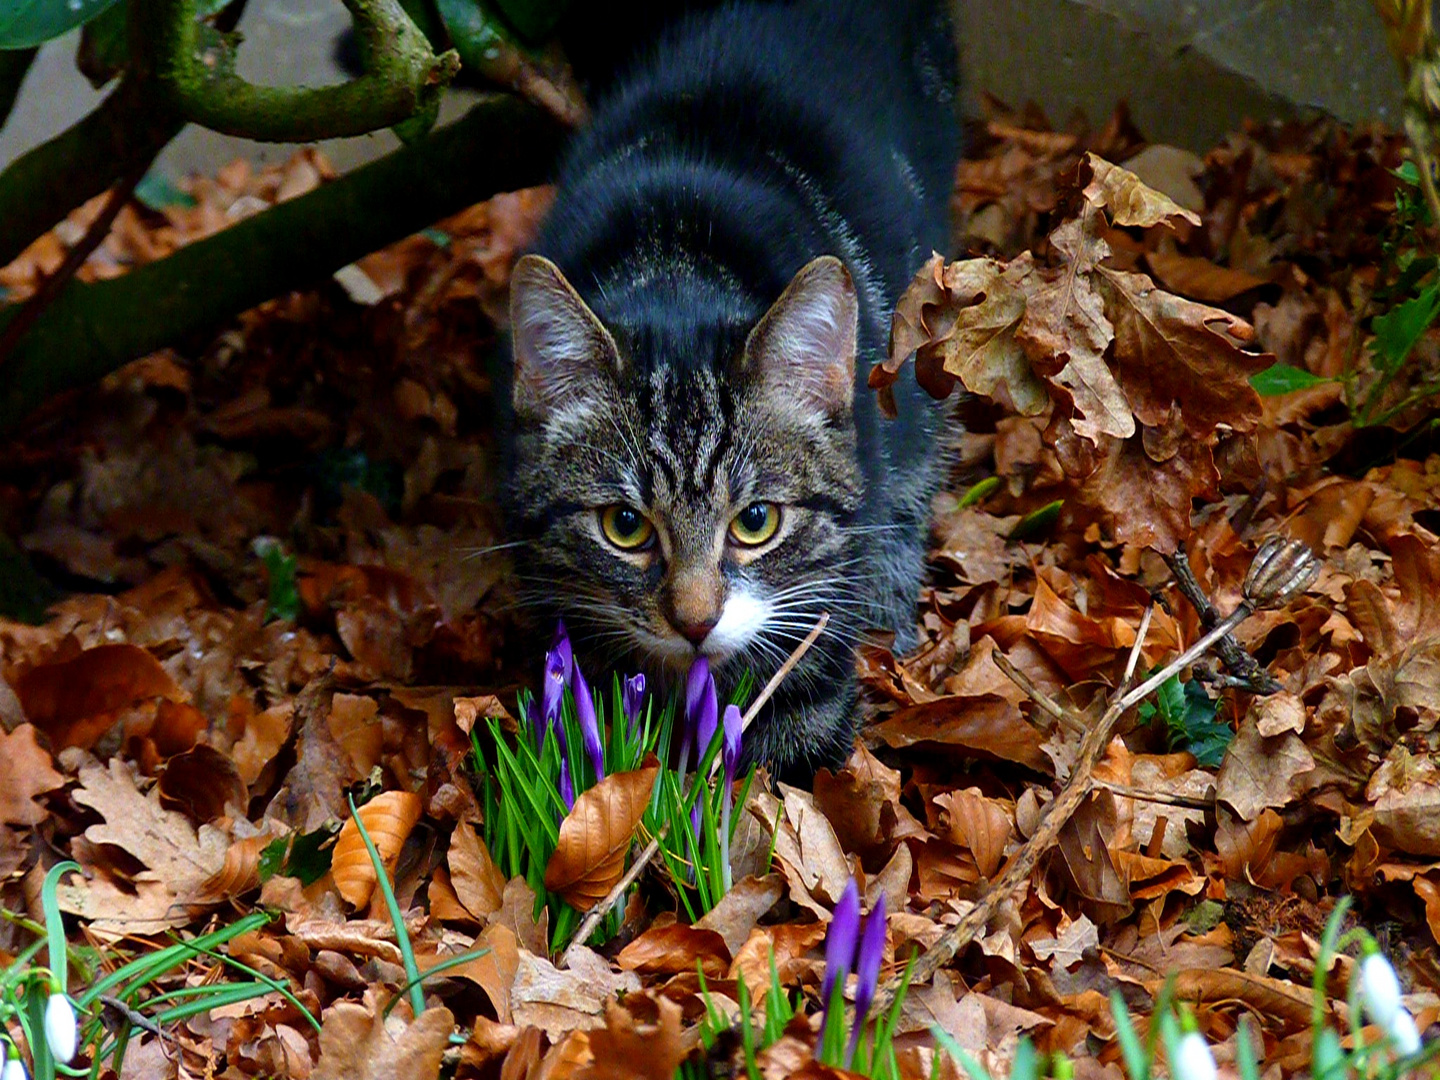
{"left": 617, "top": 923, "right": 731, "bottom": 977}
{"left": 332, "top": 790, "right": 424, "bottom": 908}
{"left": 15, "top": 643, "right": 186, "bottom": 750}
{"left": 544, "top": 758, "right": 659, "bottom": 912}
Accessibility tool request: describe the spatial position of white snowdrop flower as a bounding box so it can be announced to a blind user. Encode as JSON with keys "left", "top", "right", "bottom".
{"left": 1173, "top": 1031, "right": 1218, "bottom": 1080}
{"left": 1, "top": 1054, "right": 26, "bottom": 1080}
{"left": 1389, "top": 1010, "right": 1422, "bottom": 1056}
{"left": 44, "top": 992, "right": 78, "bottom": 1063}
{"left": 1359, "top": 952, "right": 1405, "bottom": 1028}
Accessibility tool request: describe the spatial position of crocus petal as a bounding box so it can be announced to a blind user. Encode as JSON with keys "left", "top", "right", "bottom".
{"left": 1389, "top": 1010, "right": 1422, "bottom": 1056}
{"left": 695, "top": 675, "right": 719, "bottom": 766}
{"left": 44, "top": 992, "right": 78, "bottom": 1063}
{"left": 821, "top": 879, "right": 862, "bottom": 1007}
{"left": 847, "top": 894, "right": 888, "bottom": 1063}
{"left": 683, "top": 657, "right": 712, "bottom": 765}
{"left": 571, "top": 662, "right": 605, "bottom": 781}
{"left": 721, "top": 704, "right": 742, "bottom": 788}
{"left": 1360, "top": 952, "right": 1405, "bottom": 1029}
{"left": 623, "top": 673, "right": 647, "bottom": 733}
{"left": 541, "top": 643, "right": 569, "bottom": 738}
{"left": 1172, "top": 1031, "right": 1218, "bottom": 1080}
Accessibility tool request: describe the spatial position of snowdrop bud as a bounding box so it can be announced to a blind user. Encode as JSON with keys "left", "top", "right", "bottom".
{"left": 1359, "top": 951, "right": 1405, "bottom": 1029}
{"left": 44, "top": 992, "right": 78, "bottom": 1063}
{"left": 1390, "top": 1010, "right": 1422, "bottom": 1056}
{"left": 1172, "top": 1031, "right": 1218, "bottom": 1080}
{"left": 1, "top": 1055, "right": 26, "bottom": 1080}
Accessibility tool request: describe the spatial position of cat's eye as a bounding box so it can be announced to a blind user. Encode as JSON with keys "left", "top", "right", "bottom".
{"left": 729, "top": 502, "right": 780, "bottom": 546}
{"left": 599, "top": 505, "right": 655, "bottom": 550}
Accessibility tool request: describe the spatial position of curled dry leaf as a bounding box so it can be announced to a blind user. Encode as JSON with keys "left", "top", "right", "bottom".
{"left": 312, "top": 988, "right": 454, "bottom": 1080}
{"left": 198, "top": 831, "right": 282, "bottom": 902}
{"left": 1081, "top": 152, "right": 1202, "bottom": 229}
{"left": 14, "top": 642, "right": 186, "bottom": 750}
{"left": 617, "top": 923, "right": 731, "bottom": 977}
{"left": 578, "top": 998, "right": 694, "bottom": 1080}
{"left": 543, "top": 757, "right": 660, "bottom": 912}
{"left": 447, "top": 818, "right": 506, "bottom": 922}
{"left": 332, "top": 790, "right": 424, "bottom": 908}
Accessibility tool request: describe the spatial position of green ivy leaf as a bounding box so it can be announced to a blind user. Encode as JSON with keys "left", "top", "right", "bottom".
{"left": 0, "top": 0, "right": 124, "bottom": 50}
{"left": 1249, "top": 363, "right": 1329, "bottom": 397}
{"left": 261, "top": 543, "right": 299, "bottom": 623}
{"left": 1141, "top": 673, "right": 1232, "bottom": 767}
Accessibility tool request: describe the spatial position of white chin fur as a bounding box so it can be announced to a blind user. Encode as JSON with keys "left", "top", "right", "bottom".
{"left": 702, "top": 592, "right": 768, "bottom": 659}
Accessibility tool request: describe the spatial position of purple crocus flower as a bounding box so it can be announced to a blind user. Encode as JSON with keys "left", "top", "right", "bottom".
{"left": 847, "top": 892, "right": 888, "bottom": 1065}
{"left": 622, "top": 673, "right": 647, "bottom": 736}
{"left": 719, "top": 703, "right": 743, "bottom": 892}
{"left": 540, "top": 622, "right": 574, "bottom": 746}
{"left": 677, "top": 656, "right": 710, "bottom": 792}
{"left": 571, "top": 661, "right": 605, "bottom": 782}
{"left": 688, "top": 658, "right": 719, "bottom": 765}
{"left": 821, "top": 878, "right": 862, "bottom": 1040}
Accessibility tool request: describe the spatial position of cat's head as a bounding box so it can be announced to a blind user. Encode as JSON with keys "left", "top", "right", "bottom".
{"left": 505, "top": 254, "right": 865, "bottom": 680}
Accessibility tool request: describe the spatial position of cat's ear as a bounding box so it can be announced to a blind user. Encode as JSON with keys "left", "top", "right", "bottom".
{"left": 742, "top": 255, "right": 857, "bottom": 419}
{"left": 510, "top": 254, "right": 622, "bottom": 420}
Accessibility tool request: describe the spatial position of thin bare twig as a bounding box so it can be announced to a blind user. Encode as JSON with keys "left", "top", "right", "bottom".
{"left": 991, "top": 650, "right": 1084, "bottom": 735}
{"left": 558, "top": 614, "right": 830, "bottom": 968}
{"left": 1095, "top": 780, "right": 1214, "bottom": 811}
{"left": 0, "top": 166, "right": 143, "bottom": 367}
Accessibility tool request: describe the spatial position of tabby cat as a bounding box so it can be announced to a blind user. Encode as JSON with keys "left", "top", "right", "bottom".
{"left": 503, "top": 0, "right": 959, "bottom": 780}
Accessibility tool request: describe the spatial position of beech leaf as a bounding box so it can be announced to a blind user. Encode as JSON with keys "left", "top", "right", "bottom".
{"left": 543, "top": 757, "right": 659, "bottom": 911}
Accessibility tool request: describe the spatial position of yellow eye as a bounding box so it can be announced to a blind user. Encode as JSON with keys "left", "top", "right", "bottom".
{"left": 600, "top": 505, "right": 655, "bottom": 550}
{"left": 729, "top": 502, "right": 780, "bottom": 546}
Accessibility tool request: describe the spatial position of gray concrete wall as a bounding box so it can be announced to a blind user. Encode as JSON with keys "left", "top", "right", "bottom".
{"left": 0, "top": 0, "right": 1404, "bottom": 181}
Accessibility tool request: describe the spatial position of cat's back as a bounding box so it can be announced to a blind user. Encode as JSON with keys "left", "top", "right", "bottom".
{"left": 536, "top": 0, "right": 957, "bottom": 314}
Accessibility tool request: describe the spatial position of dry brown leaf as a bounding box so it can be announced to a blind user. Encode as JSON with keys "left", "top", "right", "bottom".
{"left": 1082, "top": 152, "right": 1202, "bottom": 229}
{"left": 332, "top": 790, "right": 425, "bottom": 907}
{"left": 15, "top": 643, "right": 186, "bottom": 750}
{"left": 0, "top": 724, "right": 63, "bottom": 826}
{"left": 449, "top": 818, "right": 507, "bottom": 922}
{"left": 510, "top": 945, "right": 641, "bottom": 1039}
{"left": 695, "top": 874, "right": 785, "bottom": 957}
{"left": 577, "top": 998, "right": 693, "bottom": 1080}
{"left": 543, "top": 758, "right": 659, "bottom": 912}
{"left": 934, "top": 788, "right": 1013, "bottom": 879}
{"left": 198, "top": 832, "right": 279, "bottom": 901}
{"left": 56, "top": 758, "right": 229, "bottom": 934}
{"left": 617, "top": 923, "right": 731, "bottom": 977}
{"left": 312, "top": 988, "right": 454, "bottom": 1080}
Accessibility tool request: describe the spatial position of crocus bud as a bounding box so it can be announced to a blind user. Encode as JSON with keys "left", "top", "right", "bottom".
{"left": 1359, "top": 951, "right": 1405, "bottom": 1029}
{"left": 541, "top": 624, "right": 574, "bottom": 744}
{"left": 691, "top": 667, "right": 719, "bottom": 767}
{"left": 570, "top": 662, "right": 605, "bottom": 781}
{"left": 44, "top": 992, "right": 78, "bottom": 1064}
{"left": 681, "top": 657, "right": 709, "bottom": 770}
{"left": 721, "top": 704, "right": 742, "bottom": 789}
{"left": 622, "top": 673, "right": 646, "bottom": 735}
{"left": 1172, "top": 1031, "right": 1218, "bottom": 1080}
{"left": 1390, "top": 1011, "right": 1422, "bottom": 1056}
{"left": 821, "top": 879, "right": 862, "bottom": 1033}
{"left": 848, "top": 893, "right": 887, "bottom": 1062}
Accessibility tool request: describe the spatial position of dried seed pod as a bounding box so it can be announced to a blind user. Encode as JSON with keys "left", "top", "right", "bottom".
{"left": 1243, "top": 537, "right": 1319, "bottom": 610}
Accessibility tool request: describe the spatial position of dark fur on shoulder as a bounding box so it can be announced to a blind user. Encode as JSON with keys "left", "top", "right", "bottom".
{"left": 501, "top": 0, "right": 959, "bottom": 781}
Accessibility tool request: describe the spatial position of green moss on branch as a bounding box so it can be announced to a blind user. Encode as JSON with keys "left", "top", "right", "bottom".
{"left": 140, "top": 0, "right": 460, "bottom": 142}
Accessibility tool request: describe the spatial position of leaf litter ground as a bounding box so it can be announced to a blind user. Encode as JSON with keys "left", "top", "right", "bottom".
{"left": 3, "top": 101, "right": 1440, "bottom": 1079}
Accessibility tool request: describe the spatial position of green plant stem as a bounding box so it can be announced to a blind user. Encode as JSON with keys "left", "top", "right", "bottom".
{"left": 347, "top": 793, "right": 425, "bottom": 1018}
{"left": 139, "top": 0, "right": 459, "bottom": 141}
{"left": 0, "top": 95, "right": 562, "bottom": 434}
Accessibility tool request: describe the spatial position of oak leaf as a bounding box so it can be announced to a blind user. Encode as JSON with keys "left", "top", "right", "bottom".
{"left": 0, "top": 724, "right": 63, "bottom": 826}
{"left": 312, "top": 989, "right": 453, "bottom": 1080}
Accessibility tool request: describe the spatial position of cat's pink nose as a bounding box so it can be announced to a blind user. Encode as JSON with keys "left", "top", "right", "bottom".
{"left": 676, "top": 618, "right": 717, "bottom": 645}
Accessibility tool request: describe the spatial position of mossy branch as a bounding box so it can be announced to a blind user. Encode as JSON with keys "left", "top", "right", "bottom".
{"left": 139, "top": 0, "right": 460, "bottom": 142}
{"left": 0, "top": 96, "right": 562, "bottom": 434}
